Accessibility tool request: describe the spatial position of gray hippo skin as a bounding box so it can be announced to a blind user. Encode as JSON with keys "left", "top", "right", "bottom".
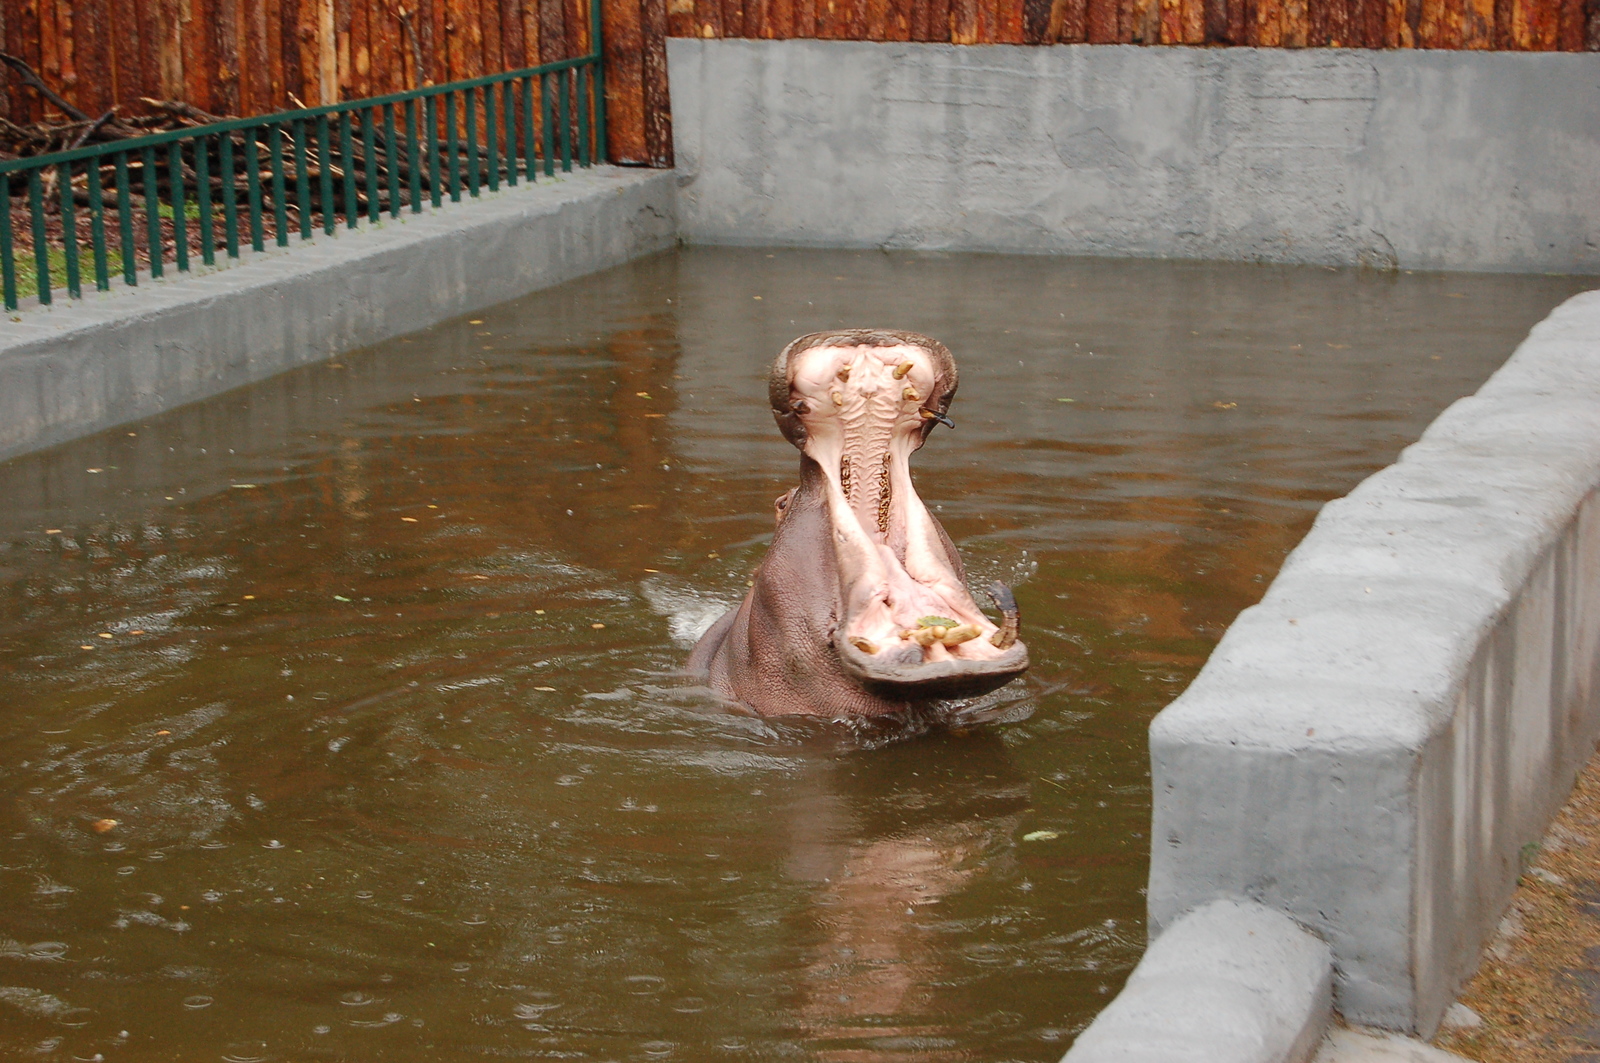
{"left": 688, "top": 329, "right": 1028, "bottom": 717}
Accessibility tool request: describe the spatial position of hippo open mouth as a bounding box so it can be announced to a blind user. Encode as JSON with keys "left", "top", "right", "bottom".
{"left": 688, "top": 329, "right": 1028, "bottom": 717}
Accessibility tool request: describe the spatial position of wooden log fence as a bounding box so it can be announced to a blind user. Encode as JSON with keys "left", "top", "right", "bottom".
{"left": 0, "top": 0, "right": 1592, "bottom": 174}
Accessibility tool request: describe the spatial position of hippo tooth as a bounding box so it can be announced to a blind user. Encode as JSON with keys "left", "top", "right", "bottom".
{"left": 942, "top": 623, "right": 982, "bottom": 647}
{"left": 848, "top": 636, "right": 878, "bottom": 655}
{"left": 837, "top": 366, "right": 851, "bottom": 381}
{"left": 892, "top": 361, "right": 914, "bottom": 379}
{"left": 903, "top": 387, "right": 919, "bottom": 402}
{"left": 831, "top": 391, "right": 844, "bottom": 406}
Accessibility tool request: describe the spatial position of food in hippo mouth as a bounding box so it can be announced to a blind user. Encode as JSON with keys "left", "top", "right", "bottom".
{"left": 687, "top": 329, "right": 1029, "bottom": 718}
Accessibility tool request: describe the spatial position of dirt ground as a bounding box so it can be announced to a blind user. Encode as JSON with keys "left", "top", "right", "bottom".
{"left": 1433, "top": 743, "right": 1600, "bottom": 1063}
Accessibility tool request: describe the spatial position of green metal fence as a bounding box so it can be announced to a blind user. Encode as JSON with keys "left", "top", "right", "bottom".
{"left": 0, "top": 30, "right": 605, "bottom": 312}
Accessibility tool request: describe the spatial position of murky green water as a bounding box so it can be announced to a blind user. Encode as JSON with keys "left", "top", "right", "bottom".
{"left": 0, "top": 248, "right": 1588, "bottom": 1062}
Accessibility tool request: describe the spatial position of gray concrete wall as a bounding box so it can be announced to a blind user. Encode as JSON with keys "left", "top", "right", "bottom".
{"left": 1148, "top": 287, "right": 1600, "bottom": 1036}
{"left": 668, "top": 38, "right": 1600, "bottom": 273}
{"left": 0, "top": 167, "right": 677, "bottom": 462}
{"left": 1063, "top": 900, "right": 1333, "bottom": 1063}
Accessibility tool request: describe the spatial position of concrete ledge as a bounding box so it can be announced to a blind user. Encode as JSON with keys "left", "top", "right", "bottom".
{"left": 1148, "top": 288, "right": 1600, "bottom": 1035}
{"left": 668, "top": 38, "right": 1600, "bottom": 272}
{"left": 0, "top": 166, "right": 677, "bottom": 462}
{"left": 1063, "top": 900, "right": 1333, "bottom": 1063}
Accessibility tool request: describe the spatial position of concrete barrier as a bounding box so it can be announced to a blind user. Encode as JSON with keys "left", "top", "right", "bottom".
{"left": 1147, "top": 288, "right": 1600, "bottom": 1038}
{"left": 668, "top": 38, "right": 1600, "bottom": 273}
{"left": 1063, "top": 899, "right": 1333, "bottom": 1063}
{"left": 0, "top": 167, "right": 677, "bottom": 463}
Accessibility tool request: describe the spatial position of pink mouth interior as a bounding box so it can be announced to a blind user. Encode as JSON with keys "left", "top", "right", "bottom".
{"left": 788, "top": 343, "right": 1009, "bottom": 666}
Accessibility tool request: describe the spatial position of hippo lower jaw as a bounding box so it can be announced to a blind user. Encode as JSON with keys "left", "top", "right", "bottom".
{"left": 689, "top": 329, "right": 1029, "bottom": 718}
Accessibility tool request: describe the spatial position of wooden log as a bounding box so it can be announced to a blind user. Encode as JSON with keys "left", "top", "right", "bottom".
{"left": 1281, "top": 0, "right": 1307, "bottom": 43}
{"left": 1050, "top": 0, "right": 1088, "bottom": 37}
{"left": 950, "top": 0, "right": 979, "bottom": 40}
{"left": 642, "top": 0, "right": 672, "bottom": 164}
{"left": 210, "top": 0, "right": 242, "bottom": 114}
{"left": 1180, "top": 0, "right": 1205, "bottom": 39}
{"left": 792, "top": 0, "right": 817, "bottom": 34}
{"left": 1585, "top": 0, "right": 1599, "bottom": 48}
{"left": 539, "top": 0, "right": 567, "bottom": 61}
{"left": 1023, "top": 0, "right": 1052, "bottom": 37}
{"left": 603, "top": 0, "right": 646, "bottom": 161}
{"left": 1122, "top": 0, "right": 1156, "bottom": 38}
{"left": 70, "top": 0, "right": 110, "bottom": 116}
{"left": 1528, "top": 0, "right": 1557, "bottom": 43}
{"left": 769, "top": 0, "right": 795, "bottom": 36}
{"left": 1254, "top": 0, "right": 1283, "bottom": 43}
{"left": 997, "top": 0, "right": 1024, "bottom": 39}
{"left": 497, "top": 0, "right": 525, "bottom": 65}
{"left": 1085, "top": 0, "right": 1116, "bottom": 38}
{"left": 1160, "top": 0, "right": 1183, "bottom": 41}
{"left": 37, "top": 0, "right": 58, "bottom": 120}
{"left": 749, "top": 0, "right": 771, "bottom": 35}
{"left": 692, "top": 0, "right": 723, "bottom": 36}
{"left": 480, "top": 0, "right": 505, "bottom": 72}
{"left": 864, "top": 0, "right": 890, "bottom": 38}
{"left": 722, "top": 0, "right": 745, "bottom": 35}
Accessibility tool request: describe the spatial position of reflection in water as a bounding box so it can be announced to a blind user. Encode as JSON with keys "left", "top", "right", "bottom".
{"left": 0, "top": 248, "right": 1587, "bottom": 1062}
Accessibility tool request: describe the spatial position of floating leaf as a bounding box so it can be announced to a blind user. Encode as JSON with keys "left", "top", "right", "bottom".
{"left": 1022, "top": 830, "right": 1059, "bottom": 842}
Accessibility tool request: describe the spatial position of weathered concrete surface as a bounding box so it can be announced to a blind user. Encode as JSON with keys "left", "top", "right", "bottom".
{"left": 1314, "top": 1028, "right": 1473, "bottom": 1063}
{"left": 1149, "top": 287, "right": 1600, "bottom": 1036}
{"left": 1063, "top": 899, "right": 1333, "bottom": 1063}
{"left": 669, "top": 39, "right": 1600, "bottom": 273}
{"left": 0, "top": 167, "right": 677, "bottom": 462}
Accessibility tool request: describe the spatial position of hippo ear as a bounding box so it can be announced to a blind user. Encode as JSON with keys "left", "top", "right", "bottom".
{"left": 769, "top": 343, "right": 808, "bottom": 449}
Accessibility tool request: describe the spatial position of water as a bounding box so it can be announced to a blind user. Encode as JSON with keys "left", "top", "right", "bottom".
{"left": 0, "top": 248, "right": 1588, "bottom": 1062}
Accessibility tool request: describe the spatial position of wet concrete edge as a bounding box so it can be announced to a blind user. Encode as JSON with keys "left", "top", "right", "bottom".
{"left": 0, "top": 166, "right": 678, "bottom": 463}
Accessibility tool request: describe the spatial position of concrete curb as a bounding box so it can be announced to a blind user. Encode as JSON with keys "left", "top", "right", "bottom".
{"left": 1063, "top": 900, "right": 1333, "bottom": 1063}
{"left": 0, "top": 166, "right": 677, "bottom": 462}
{"left": 1146, "top": 287, "right": 1600, "bottom": 1036}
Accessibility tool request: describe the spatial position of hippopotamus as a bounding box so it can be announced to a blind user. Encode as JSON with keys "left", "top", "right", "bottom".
{"left": 688, "top": 329, "right": 1028, "bottom": 717}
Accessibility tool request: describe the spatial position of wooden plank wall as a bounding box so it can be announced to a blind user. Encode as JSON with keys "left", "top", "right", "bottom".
{"left": 669, "top": 0, "right": 1598, "bottom": 46}
{"left": 0, "top": 0, "right": 1592, "bottom": 172}
{"left": 0, "top": 0, "right": 676, "bottom": 164}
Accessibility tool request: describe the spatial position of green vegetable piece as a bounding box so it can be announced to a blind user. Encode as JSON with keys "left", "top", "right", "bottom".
{"left": 917, "top": 616, "right": 959, "bottom": 628}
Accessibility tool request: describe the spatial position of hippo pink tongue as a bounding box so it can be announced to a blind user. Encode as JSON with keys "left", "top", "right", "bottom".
{"left": 776, "top": 335, "right": 1024, "bottom": 694}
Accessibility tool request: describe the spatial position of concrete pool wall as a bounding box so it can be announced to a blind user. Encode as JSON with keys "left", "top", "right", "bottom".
{"left": 0, "top": 168, "right": 676, "bottom": 463}
{"left": 668, "top": 38, "right": 1600, "bottom": 274}
{"left": 1064, "top": 288, "right": 1600, "bottom": 1059}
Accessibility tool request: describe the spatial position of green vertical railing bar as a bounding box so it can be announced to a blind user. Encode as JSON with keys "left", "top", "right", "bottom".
{"left": 405, "top": 100, "right": 422, "bottom": 213}
{"left": 577, "top": 67, "right": 590, "bottom": 168}
{"left": 445, "top": 93, "right": 460, "bottom": 202}
{"left": 541, "top": 74, "right": 555, "bottom": 178}
{"left": 558, "top": 71, "right": 572, "bottom": 173}
{"left": 245, "top": 129, "right": 265, "bottom": 253}
{"left": 502, "top": 80, "right": 517, "bottom": 187}
{"left": 361, "top": 107, "right": 379, "bottom": 222}
{"left": 339, "top": 113, "right": 357, "bottom": 228}
{"left": 521, "top": 77, "right": 536, "bottom": 181}
{"left": 464, "top": 89, "right": 480, "bottom": 197}
{"left": 115, "top": 152, "right": 136, "bottom": 285}
{"left": 27, "top": 170, "right": 49, "bottom": 303}
{"left": 59, "top": 162, "right": 81, "bottom": 298}
{"left": 316, "top": 116, "right": 334, "bottom": 234}
{"left": 0, "top": 187, "right": 14, "bottom": 310}
{"left": 141, "top": 147, "right": 162, "bottom": 279}
{"left": 220, "top": 136, "right": 239, "bottom": 258}
{"left": 196, "top": 138, "right": 215, "bottom": 267}
{"left": 484, "top": 86, "right": 500, "bottom": 192}
{"left": 425, "top": 96, "right": 441, "bottom": 207}
{"left": 168, "top": 142, "right": 188, "bottom": 273}
{"left": 268, "top": 125, "right": 288, "bottom": 246}
{"left": 591, "top": 0, "right": 607, "bottom": 163}
{"left": 383, "top": 104, "right": 401, "bottom": 218}
{"left": 294, "top": 119, "right": 312, "bottom": 239}
{"left": 88, "top": 157, "right": 109, "bottom": 289}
